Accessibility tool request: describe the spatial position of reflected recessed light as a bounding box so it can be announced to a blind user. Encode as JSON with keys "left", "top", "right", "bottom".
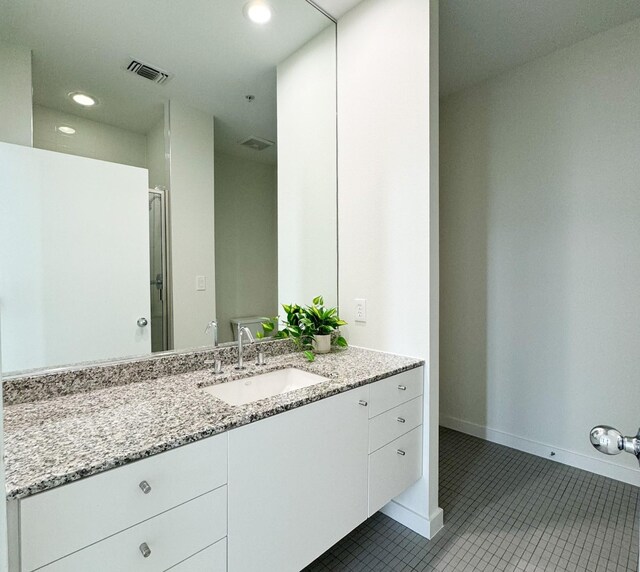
{"left": 57, "top": 125, "right": 76, "bottom": 135}
{"left": 69, "top": 92, "right": 97, "bottom": 107}
{"left": 244, "top": 1, "right": 272, "bottom": 24}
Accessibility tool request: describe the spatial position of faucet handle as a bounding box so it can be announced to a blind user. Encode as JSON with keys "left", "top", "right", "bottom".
{"left": 256, "top": 346, "right": 266, "bottom": 366}
{"left": 205, "top": 358, "right": 223, "bottom": 374}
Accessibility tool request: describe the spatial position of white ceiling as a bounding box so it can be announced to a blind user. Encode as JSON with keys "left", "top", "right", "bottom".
{"left": 440, "top": 0, "right": 640, "bottom": 97}
{"left": 0, "top": 0, "right": 333, "bottom": 163}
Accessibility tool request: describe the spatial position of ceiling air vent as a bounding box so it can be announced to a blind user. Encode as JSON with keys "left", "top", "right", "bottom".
{"left": 125, "top": 59, "right": 171, "bottom": 85}
{"left": 239, "top": 136, "right": 274, "bottom": 151}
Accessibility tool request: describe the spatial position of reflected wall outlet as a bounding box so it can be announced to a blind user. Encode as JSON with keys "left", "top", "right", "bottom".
{"left": 196, "top": 275, "right": 206, "bottom": 291}
{"left": 355, "top": 298, "right": 366, "bottom": 322}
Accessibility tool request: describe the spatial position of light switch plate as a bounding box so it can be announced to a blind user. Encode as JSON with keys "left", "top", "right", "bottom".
{"left": 355, "top": 298, "right": 366, "bottom": 322}
{"left": 196, "top": 275, "right": 206, "bottom": 291}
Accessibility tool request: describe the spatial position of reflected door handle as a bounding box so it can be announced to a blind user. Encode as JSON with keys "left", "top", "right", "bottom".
{"left": 137, "top": 317, "right": 149, "bottom": 327}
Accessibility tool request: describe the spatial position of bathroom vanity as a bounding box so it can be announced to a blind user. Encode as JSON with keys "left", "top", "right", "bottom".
{"left": 3, "top": 345, "right": 424, "bottom": 572}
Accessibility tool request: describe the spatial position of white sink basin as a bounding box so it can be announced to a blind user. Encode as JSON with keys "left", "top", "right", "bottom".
{"left": 201, "top": 368, "right": 328, "bottom": 406}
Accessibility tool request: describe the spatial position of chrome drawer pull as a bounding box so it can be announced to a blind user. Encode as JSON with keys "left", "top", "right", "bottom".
{"left": 398, "top": 385, "right": 407, "bottom": 391}
{"left": 358, "top": 400, "right": 368, "bottom": 407}
{"left": 397, "top": 417, "right": 406, "bottom": 423}
{"left": 139, "top": 542, "right": 151, "bottom": 558}
{"left": 139, "top": 480, "right": 151, "bottom": 494}
{"left": 397, "top": 449, "right": 406, "bottom": 456}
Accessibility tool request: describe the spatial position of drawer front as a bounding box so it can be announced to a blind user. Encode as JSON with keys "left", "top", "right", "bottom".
{"left": 167, "top": 538, "right": 226, "bottom": 571}
{"left": 369, "top": 367, "right": 423, "bottom": 418}
{"left": 38, "top": 486, "right": 227, "bottom": 572}
{"left": 21, "top": 433, "right": 227, "bottom": 572}
{"left": 368, "top": 426, "right": 423, "bottom": 516}
{"left": 369, "top": 396, "right": 422, "bottom": 453}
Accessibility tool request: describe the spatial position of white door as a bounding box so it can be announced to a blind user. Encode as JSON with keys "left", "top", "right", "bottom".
{"left": 0, "top": 142, "right": 151, "bottom": 372}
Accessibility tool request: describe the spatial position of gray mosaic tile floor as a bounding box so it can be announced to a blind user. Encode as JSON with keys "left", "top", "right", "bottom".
{"left": 305, "top": 427, "right": 639, "bottom": 572}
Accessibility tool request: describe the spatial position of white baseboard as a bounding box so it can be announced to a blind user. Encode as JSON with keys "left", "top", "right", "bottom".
{"left": 440, "top": 415, "right": 640, "bottom": 487}
{"left": 380, "top": 501, "right": 444, "bottom": 539}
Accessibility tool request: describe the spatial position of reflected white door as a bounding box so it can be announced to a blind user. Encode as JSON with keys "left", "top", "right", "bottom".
{"left": 0, "top": 142, "right": 151, "bottom": 372}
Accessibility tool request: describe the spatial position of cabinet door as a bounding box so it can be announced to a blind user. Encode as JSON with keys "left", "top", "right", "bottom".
{"left": 228, "top": 386, "right": 370, "bottom": 572}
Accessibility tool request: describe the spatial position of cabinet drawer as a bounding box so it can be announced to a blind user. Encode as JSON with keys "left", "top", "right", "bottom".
{"left": 369, "top": 396, "right": 422, "bottom": 453}
{"left": 167, "top": 537, "right": 226, "bottom": 571}
{"left": 38, "top": 486, "right": 227, "bottom": 572}
{"left": 368, "top": 426, "right": 422, "bottom": 516}
{"left": 369, "top": 367, "right": 423, "bottom": 417}
{"left": 21, "top": 434, "right": 227, "bottom": 572}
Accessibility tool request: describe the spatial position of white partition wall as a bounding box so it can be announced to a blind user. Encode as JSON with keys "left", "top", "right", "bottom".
{"left": 167, "top": 101, "right": 216, "bottom": 349}
{"left": 337, "top": 0, "right": 442, "bottom": 538}
{"left": 277, "top": 25, "right": 337, "bottom": 310}
{"left": 0, "top": 143, "right": 151, "bottom": 372}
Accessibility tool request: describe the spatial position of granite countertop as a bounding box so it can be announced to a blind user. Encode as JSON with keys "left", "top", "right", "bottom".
{"left": 4, "top": 346, "right": 423, "bottom": 500}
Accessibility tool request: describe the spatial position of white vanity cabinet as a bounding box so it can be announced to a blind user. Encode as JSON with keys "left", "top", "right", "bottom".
{"left": 16, "top": 433, "right": 228, "bottom": 572}
{"left": 227, "top": 384, "right": 371, "bottom": 572}
{"left": 367, "top": 367, "right": 424, "bottom": 516}
{"left": 11, "top": 366, "right": 424, "bottom": 572}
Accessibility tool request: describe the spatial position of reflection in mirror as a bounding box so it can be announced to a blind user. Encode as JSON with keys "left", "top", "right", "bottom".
{"left": 0, "top": 0, "right": 337, "bottom": 373}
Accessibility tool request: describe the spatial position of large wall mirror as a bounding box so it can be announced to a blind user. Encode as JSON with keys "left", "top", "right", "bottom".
{"left": 0, "top": 0, "right": 337, "bottom": 373}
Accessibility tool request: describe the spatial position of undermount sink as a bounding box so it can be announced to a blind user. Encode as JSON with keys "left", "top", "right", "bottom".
{"left": 201, "top": 368, "right": 329, "bottom": 406}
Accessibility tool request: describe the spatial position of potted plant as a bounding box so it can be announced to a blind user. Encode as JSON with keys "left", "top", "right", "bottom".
{"left": 259, "top": 295, "right": 348, "bottom": 361}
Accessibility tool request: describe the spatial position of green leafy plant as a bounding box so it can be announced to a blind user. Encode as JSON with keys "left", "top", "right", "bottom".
{"left": 258, "top": 295, "right": 348, "bottom": 361}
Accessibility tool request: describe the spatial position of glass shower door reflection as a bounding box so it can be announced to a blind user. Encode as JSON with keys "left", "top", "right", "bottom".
{"left": 149, "top": 189, "right": 168, "bottom": 352}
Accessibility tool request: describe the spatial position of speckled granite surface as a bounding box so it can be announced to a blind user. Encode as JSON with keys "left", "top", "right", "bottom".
{"left": 3, "top": 338, "right": 295, "bottom": 406}
{"left": 4, "top": 346, "right": 423, "bottom": 500}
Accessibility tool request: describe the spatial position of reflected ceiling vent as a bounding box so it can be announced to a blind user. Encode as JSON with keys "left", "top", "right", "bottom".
{"left": 125, "top": 59, "right": 171, "bottom": 85}
{"left": 240, "top": 136, "right": 274, "bottom": 151}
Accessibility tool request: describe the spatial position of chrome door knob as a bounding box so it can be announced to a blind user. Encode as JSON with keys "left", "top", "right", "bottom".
{"left": 139, "top": 480, "right": 151, "bottom": 494}
{"left": 137, "top": 317, "right": 149, "bottom": 327}
{"left": 139, "top": 542, "right": 151, "bottom": 558}
{"left": 590, "top": 425, "right": 640, "bottom": 466}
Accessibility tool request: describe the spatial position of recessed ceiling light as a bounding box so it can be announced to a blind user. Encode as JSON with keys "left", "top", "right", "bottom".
{"left": 69, "top": 92, "right": 97, "bottom": 107}
{"left": 244, "top": 1, "right": 272, "bottom": 24}
{"left": 57, "top": 125, "right": 76, "bottom": 135}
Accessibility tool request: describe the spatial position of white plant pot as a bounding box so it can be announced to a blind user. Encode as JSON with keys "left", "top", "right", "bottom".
{"left": 312, "top": 334, "right": 331, "bottom": 354}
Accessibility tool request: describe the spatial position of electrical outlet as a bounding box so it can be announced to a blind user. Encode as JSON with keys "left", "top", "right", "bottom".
{"left": 196, "top": 276, "right": 206, "bottom": 291}
{"left": 355, "top": 298, "right": 367, "bottom": 322}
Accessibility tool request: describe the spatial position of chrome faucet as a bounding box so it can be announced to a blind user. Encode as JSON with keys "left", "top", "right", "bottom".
{"left": 236, "top": 325, "right": 255, "bottom": 370}
{"left": 204, "top": 320, "right": 223, "bottom": 374}
{"left": 205, "top": 320, "right": 218, "bottom": 346}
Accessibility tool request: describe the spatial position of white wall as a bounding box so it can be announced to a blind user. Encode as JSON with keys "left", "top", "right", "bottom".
{"left": 0, "top": 42, "right": 32, "bottom": 147}
{"left": 168, "top": 101, "right": 216, "bottom": 349}
{"left": 0, "top": 142, "right": 151, "bottom": 372}
{"left": 440, "top": 18, "right": 640, "bottom": 486}
{"left": 277, "top": 25, "right": 337, "bottom": 310}
{"left": 214, "top": 153, "right": 277, "bottom": 343}
{"left": 33, "top": 105, "right": 147, "bottom": 168}
{"left": 337, "top": 0, "right": 442, "bottom": 538}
